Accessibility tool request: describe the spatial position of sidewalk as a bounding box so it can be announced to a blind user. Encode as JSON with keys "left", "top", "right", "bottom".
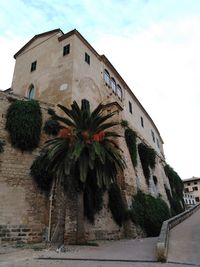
{"left": 168, "top": 206, "right": 200, "bottom": 265}
{"left": 1, "top": 238, "right": 199, "bottom": 267}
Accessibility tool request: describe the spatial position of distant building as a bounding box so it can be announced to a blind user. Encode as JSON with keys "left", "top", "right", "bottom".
{"left": 183, "top": 177, "right": 200, "bottom": 203}
{"left": 183, "top": 193, "right": 196, "bottom": 207}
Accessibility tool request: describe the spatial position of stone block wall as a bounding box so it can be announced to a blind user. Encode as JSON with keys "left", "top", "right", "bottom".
{"left": 0, "top": 91, "right": 51, "bottom": 243}
{"left": 0, "top": 90, "right": 172, "bottom": 244}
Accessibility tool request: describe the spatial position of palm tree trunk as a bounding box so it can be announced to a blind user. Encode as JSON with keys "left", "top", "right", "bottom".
{"left": 76, "top": 191, "right": 86, "bottom": 244}
{"left": 51, "top": 182, "right": 67, "bottom": 245}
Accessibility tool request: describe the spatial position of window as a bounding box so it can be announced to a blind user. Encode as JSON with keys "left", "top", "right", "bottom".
{"left": 129, "top": 101, "right": 132, "bottom": 114}
{"left": 151, "top": 130, "right": 155, "bottom": 142}
{"left": 31, "top": 61, "right": 37, "bottom": 72}
{"left": 110, "top": 78, "right": 116, "bottom": 93}
{"left": 187, "top": 182, "right": 190, "bottom": 186}
{"left": 63, "top": 44, "right": 70, "bottom": 56}
{"left": 28, "top": 85, "right": 35, "bottom": 99}
{"left": 85, "top": 52, "right": 90, "bottom": 65}
{"left": 141, "top": 116, "right": 144, "bottom": 127}
{"left": 156, "top": 138, "right": 160, "bottom": 148}
{"left": 117, "top": 85, "right": 122, "bottom": 100}
{"left": 193, "top": 186, "right": 198, "bottom": 191}
{"left": 195, "top": 197, "right": 199, "bottom": 202}
{"left": 104, "top": 69, "right": 110, "bottom": 85}
{"left": 194, "top": 181, "right": 197, "bottom": 185}
{"left": 184, "top": 188, "right": 189, "bottom": 193}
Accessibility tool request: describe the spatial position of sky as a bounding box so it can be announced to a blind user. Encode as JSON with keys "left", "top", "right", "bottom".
{"left": 0, "top": 0, "right": 200, "bottom": 179}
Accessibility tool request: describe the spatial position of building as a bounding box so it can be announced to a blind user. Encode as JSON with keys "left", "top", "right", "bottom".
{"left": 0, "top": 29, "right": 174, "bottom": 243}
{"left": 183, "top": 177, "right": 200, "bottom": 203}
{"left": 183, "top": 193, "right": 196, "bottom": 207}
{"left": 12, "top": 29, "right": 164, "bottom": 159}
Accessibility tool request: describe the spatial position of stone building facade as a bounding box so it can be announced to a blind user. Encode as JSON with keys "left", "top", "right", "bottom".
{"left": 183, "top": 177, "right": 200, "bottom": 203}
{"left": 0, "top": 29, "right": 172, "bottom": 243}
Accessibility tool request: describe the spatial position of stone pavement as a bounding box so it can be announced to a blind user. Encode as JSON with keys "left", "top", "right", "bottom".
{"left": 167, "top": 206, "right": 200, "bottom": 266}
{"left": 1, "top": 237, "right": 200, "bottom": 267}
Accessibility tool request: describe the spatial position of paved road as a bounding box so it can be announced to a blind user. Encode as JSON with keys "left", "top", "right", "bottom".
{"left": 2, "top": 208, "right": 200, "bottom": 267}
{"left": 1, "top": 237, "right": 199, "bottom": 267}
{"left": 167, "top": 207, "right": 200, "bottom": 266}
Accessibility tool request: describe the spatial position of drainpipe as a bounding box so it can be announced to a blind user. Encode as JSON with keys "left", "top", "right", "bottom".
{"left": 48, "top": 179, "right": 55, "bottom": 242}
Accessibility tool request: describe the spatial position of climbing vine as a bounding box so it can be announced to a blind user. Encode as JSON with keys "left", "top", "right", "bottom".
{"left": 108, "top": 183, "right": 127, "bottom": 227}
{"left": 0, "top": 140, "right": 5, "bottom": 153}
{"left": 138, "top": 143, "right": 156, "bottom": 185}
{"left": 84, "top": 175, "right": 104, "bottom": 224}
{"left": 164, "top": 164, "right": 184, "bottom": 215}
{"left": 129, "top": 191, "right": 170, "bottom": 236}
{"left": 30, "top": 153, "right": 54, "bottom": 193}
{"left": 6, "top": 100, "right": 42, "bottom": 151}
{"left": 125, "top": 128, "right": 137, "bottom": 167}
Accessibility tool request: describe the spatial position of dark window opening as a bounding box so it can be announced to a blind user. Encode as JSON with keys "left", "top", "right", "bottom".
{"left": 194, "top": 181, "right": 197, "bottom": 185}
{"left": 195, "top": 197, "right": 199, "bottom": 202}
{"left": 129, "top": 101, "right": 132, "bottom": 114}
{"left": 28, "top": 85, "right": 35, "bottom": 99}
{"left": 151, "top": 130, "right": 155, "bottom": 142}
{"left": 31, "top": 61, "right": 37, "bottom": 72}
{"left": 110, "top": 78, "right": 116, "bottom": 93}
{"left": 184, "top": 188, "right": 189, "bottom": 193}
{"left": 193, "top": 186, "right": 198, "bottom": 191}
{"left": 141, "top": 116, "right": 144, "bottom": 127}
{"left": 85, "top": 52, "right": 90, "bottom": 65}
{"left": 117, "top": 85, "right": 122, "bottom": 100}
{"left": 187, "top": 182, "right": 190, "bottom": 186}
{"left": 104, "top": 69, "right": 110, "bottom": 85}
{"left": 63, "top": 44, "right": 70, "bottom": 56}
{"left": 156, "top": 138, "right": 160, "bottom": 148}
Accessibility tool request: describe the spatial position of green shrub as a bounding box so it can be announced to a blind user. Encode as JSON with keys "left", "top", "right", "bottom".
{"left": 30, "top": 153, "right": 53, "bottom": 193}
{"left": 6, "top": 100, "right": 42, "bottom": 151}
{"left": 164, "top": 164, "right": 184, "bottom": 215}
{"left": 125, "top": 128, "right": 137, "bottom": 167}
{"left": 121, "top": 120, "right": 129, "bottom": 128}
{"left": 129, "top": 191, "right": 170, "bottom": 236}
{"left": 138, "top": 143, "right": 156, "bottom": 185}
{"left": 108, "top": 183, "right": 127, "bottom": 227}
{"left": 43, "top": 119, "right": 60, "bottom": 136}
{"left": 0, "top": 140, "right": 5, "bottom": 153}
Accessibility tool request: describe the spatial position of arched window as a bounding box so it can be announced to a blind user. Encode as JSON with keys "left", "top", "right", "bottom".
{"left": 117, "top": 84, "right": 122, "bottom": 100}
{"left": 104, "top": 69, "right": 110, "bottom": 85}
{"left": 28, "top": 84, "right": 35, "bottom": 99}
{"left": 110, "top": 78, "right": 116, "bottom": 93}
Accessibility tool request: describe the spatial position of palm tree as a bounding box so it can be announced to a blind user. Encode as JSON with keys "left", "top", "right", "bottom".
{"left": 38, "top": 99, "right": 125, "bottom": 244}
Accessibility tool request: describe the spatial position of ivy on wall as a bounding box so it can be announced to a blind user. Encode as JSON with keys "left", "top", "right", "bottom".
{"left": 138, "top": 143, "right": 156, "bottom": 185}
{"left": 108, "top": 183, "right": 127, "bottom": 227}
{"left": 30, "top": 153, "right": 54, "bottom": 193}
{"left": 0, "top": 140, "right": 5, "bottom": 153}
{"left": 6, "top": 100, "right": 42, "bottom": 151}
{"left": 129, "top": 191, "right": 170, "bottom": 236}
{"left": 164, "top": 164, "right": 184, "bottom": 215}
{"left": 125, "top": 128, "right": 137, "bottom": 167}
{"left": 43, "top": 119, "right": 60, "bottom": 136}
{"left": 84, "top": 175, "right": 104, "bottom": 224}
